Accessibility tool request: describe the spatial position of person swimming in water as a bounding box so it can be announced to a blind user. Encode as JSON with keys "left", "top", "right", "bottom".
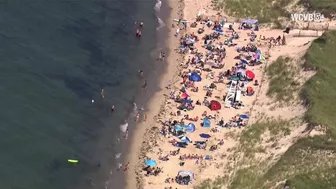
{"left": 142, "top": 80, "right": 147, "bottom": 89}
{"left": 138, "top": 70, "right": 144, "bottom": 77}
{"left": 136, "top": 28, "right": 142, "bottom": 37}
{"left": 140, "top": 21, "right": 144, "bottom": 27}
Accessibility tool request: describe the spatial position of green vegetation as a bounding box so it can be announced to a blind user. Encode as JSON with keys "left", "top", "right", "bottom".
{"left": 212, "top": 0, "right": 291, "bottom": 22}
{"left": 195, "top": 31, "right": 336, "bottom": 189}
{"left": 213, "top": 0, "right": 336, "bottom": 23}
{"left": 301, "top": 31, "right": 336, "bottom": 136}
{"left": 240, "top": 119, "right": 293, "bottom": 156}
{"left": 299, "top": 0, "right": 336, "bottom": 18}
{"left": 266, "top": 56, "right": 301, "bottom": 103}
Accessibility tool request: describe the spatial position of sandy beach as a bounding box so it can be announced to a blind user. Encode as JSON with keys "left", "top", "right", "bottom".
{"left": 124, "top": 0, "right": 330, "bottom": 188}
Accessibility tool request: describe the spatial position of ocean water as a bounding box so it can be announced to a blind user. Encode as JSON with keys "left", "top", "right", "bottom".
{"left": 0, "top": 0, "right": 159, "bottom": 188}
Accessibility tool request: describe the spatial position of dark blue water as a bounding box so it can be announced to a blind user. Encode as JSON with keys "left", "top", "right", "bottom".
{"left": 0, "top": 0, "right": 159, "bottom": 188}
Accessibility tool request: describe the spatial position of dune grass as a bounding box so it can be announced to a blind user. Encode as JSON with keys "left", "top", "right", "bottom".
{"left": 213, "top": 0, "right": 336, "bottom": 23}
{"left": 195, "top": 31, "right": 336, "bottom": 189}
{"left": 299, "top": 0, "right": 336, "bottom": 18}
{"left": 301, "top": 31, "right": 336, "bottom": 136}
{"left": 266, "top": 56, "right": 301, "bottom": 103}
{"left": 212, "top": 0, "right": 292, "bottom": 22}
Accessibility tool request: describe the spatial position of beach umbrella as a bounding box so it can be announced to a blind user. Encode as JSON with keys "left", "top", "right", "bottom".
{"left": 180, "top": 92, "right": 189, "bottom": 99}
{"left": 210, "top": 100, "right": 221, "bottom": 111}
{"left": 185, "top": 123, "right": 196, "bottom": 133}
{"left": 255, "top": 49, "right": 261, "bottom": 55}
{"left": 239, "top": 114, "right": 249, "bottom": 119}
{"left": 253, "top": 53, "right": 260, "bottom": 59}
{"left": 189, "top": 72, "right": 202, "bottom": 82}
{"left": 200, "top": 133, "right": 211, "bottom": 139}
{"left": 245, "top": 70, "right": 255, "bottom": 80}
{"left": 120, "top": 122, "right": 128, "bottom": 132}
{"left": 145, "top": 159, "right": 157, "bottom": 167}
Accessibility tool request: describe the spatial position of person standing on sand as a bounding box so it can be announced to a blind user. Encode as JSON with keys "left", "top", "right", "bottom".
{"left": 123, "top": 162, "right": 130, "bottom": 171}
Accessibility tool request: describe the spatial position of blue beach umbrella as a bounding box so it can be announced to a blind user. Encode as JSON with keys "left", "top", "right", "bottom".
{"left": 145, "top": 159, "right": 157, "bottom": 167}
{"left": 189, "top": 72, "right": 202, "bottom": 82}
{"left": 199, "top": 133, "right": 211, "bottom": 139}
{"left": 239, "top": 114, "right": 249, "bottom": 119}
{"left": 185, "top": 123, "right": 196, "bottom": 133}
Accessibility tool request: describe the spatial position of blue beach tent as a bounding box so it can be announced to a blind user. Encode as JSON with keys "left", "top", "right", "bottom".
{"left": 202, "top": 118, "right": 211, "bottom": 128}
{"left": 189, "top": 72, "right": 202, "bottom": 82}
{"left": 145, "top": 159, "right": 157, "bottom": 167}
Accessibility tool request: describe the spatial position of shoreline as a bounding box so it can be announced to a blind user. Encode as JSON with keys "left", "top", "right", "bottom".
{"left": 125, "top": 0, "right": 185, "bottom": 189}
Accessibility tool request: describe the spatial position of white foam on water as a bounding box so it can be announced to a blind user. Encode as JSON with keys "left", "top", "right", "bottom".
{"left": 156, "top": 16, "right": 166, "bottom": 31}
{"left": 115, "top": 153, "right": 121, "bottom": 159}
{"left": 154, "top": 0, "right": 162, "bottom": 12}
{"left": 120, "top": 122, "right": 128, "bottom": 132}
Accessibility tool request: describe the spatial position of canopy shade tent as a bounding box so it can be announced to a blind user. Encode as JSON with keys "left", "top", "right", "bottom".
{"left": 177, "top": 170, "right": 194, "bottom": 179}
{"left": 174, "top": 123, "right": 196, "bottom": 133}
{"left": 189, "top": 72, "right": 202, "bottom": 82}
{"left": 242, "top": 19, "right": 258, "bottom": 25}
{"left": 202, "top": 118, "right": 211, "bottom": 128}
{"left": 200, "top": 133, "right": 211, "bottom": 139}
{"left": 180, "top": 136, "right": 192, "bottom": 143}
{"left": 145, "top": 159, "right": 157, "bottom": 167}
{"left": 245, "top": 70, "right": 255, "bottom": 80}
{"left": 210, "top": 100, "right": 222, "bottom": 111}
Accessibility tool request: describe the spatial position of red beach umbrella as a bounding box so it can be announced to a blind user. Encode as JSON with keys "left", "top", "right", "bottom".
{"left": 246, "top": 70, "right": 255, "bottom": 80}
{"left": 210, "top": 100, "right": 221, "bottom": 111}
